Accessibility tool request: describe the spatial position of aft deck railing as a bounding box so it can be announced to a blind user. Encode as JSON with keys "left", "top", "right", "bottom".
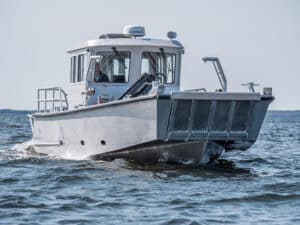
{"left": 37, "top": 87, "right": 68, "bottom": 113}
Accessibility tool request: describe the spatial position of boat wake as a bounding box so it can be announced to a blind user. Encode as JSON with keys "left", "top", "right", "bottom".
{"left": 11, "top": 140, "right": 89, "bottom": 161}
{"left": 0, "top": 142, "right": 33, "bottom": 161}
{"left": 0, "top": 141, "right": 52, "bottom": 161}
{"left": 2, "top": 138, "right": 251, "bottom": 175}
{"left": 125, "top": 158, "right": 251, "bottom": 176}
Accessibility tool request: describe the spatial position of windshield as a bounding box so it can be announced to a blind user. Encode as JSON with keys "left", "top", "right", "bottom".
{"left": 92, "top": 51, "right": 131, "bottom": 83}
{"left": 142, "top": 52, "right": 176, "bottom": 83}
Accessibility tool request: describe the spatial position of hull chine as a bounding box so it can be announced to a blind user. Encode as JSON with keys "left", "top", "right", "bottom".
{"left": 92, "top": 141, "right": 224, "bottom": 165}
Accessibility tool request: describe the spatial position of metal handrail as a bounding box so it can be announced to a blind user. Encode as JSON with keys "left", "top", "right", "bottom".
{"left": 37, "top": 87, "right": 68, "bottom": 112}
{"left": 241, "top": 82, "right": 259, "bottom": 93}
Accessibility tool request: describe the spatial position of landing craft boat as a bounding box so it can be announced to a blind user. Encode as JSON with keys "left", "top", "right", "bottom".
{"left": 28, "top": 25, "right": 274, "bottom": 164}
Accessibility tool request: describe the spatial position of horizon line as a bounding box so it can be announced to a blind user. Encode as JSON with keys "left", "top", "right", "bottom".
{"left": 1, "top": 108, "right": 300, "bottom": 112}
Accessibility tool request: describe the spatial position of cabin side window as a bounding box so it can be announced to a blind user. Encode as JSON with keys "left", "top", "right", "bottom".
{"left": 70, "top": 54, "right": 87, "bottom": 83}
{"left": 77, "top": 54, "right": 86, "bottom": 82}
{"left": 141, "top": 52, "right": 176, "bottom": 84}
{"left": 166, "top": 54, "right": 176, "bottom": 83}
{"left": 94, "top": 51, "right": 130, "bottom": 83}
{"left": 70, "top": 56, "right": 77, "bottom": 83}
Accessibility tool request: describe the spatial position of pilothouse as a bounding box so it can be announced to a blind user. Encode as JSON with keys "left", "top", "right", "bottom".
{"left": 64, "top": 25, "right": 181, "bottom": 110}
{"left": 29, "top": 25, "right": 274, "bottom": 163}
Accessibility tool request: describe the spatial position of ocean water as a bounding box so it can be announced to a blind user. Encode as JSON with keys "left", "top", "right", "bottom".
{"left": 0, "top": 109, "right": 299, "bottom": 225}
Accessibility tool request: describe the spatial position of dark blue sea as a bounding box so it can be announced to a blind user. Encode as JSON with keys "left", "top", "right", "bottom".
{"left": 0, "top": 109, "right": 299, "bottom": 224}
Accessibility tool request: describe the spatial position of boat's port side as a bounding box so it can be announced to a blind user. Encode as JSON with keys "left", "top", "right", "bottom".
{"left": 31, "top": 96, "right": 158, "bottom": 159}
{"left": 157, "top": 92, "right": 272, "bottom": 151}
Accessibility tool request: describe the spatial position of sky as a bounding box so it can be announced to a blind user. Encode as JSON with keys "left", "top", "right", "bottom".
{"left": 0, "top": 0, "right": 299, "bottom": 110}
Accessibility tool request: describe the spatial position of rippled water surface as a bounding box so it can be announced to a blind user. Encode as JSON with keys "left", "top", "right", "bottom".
{"left": 0, "top": 109, "right": 299, "bottom": 224}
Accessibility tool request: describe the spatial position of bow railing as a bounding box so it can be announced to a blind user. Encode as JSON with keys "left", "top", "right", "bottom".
{"left": 37, "top": 87, "right": 68, "bottom": 112}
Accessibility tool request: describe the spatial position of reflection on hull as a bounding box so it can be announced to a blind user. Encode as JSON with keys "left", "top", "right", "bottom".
{"left": 93, "top": 141, "right": 224, "bottom": 165}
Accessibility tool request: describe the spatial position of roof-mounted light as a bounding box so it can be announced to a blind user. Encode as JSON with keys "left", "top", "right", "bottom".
{"left": 167, "top": 31, "right": 177, "bottom": 39}
{"left": 123, "top": 25, "right": 145, "bottom": 37}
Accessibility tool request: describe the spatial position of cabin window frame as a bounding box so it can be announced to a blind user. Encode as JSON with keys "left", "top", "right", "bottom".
{"left": 70, "top": 53, "right": 88, "bottom": 84}
{"left": 70, "top": 56, "right": 77, "bottom": 83}
{"left": 141, "top": 51, "right": 176, "bottom": 84}
{"left": 77, "top": 54, "right": 84, "bottom": 82}
{"left": 91, "top": 50, "right": 131, "bottom": 84}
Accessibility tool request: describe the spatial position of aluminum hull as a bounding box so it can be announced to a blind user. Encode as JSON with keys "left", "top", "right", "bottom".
{"left": 30, "top": 93, "right": 273, "bottom": 163}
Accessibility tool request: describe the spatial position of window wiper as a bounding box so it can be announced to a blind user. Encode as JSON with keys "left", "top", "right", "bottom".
{"left": 145, "top": 52, "right": 157, "bottom": 72}
{"left": 159, "top": 48, "right": 165, "bottom": 58}
{"left": 112, "top": 47, "right": 121, "bottom": 57}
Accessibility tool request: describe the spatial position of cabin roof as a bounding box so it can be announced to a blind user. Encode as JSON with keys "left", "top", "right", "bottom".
{"left": 68, "top": 37, "right": 184, "bottom": 53}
